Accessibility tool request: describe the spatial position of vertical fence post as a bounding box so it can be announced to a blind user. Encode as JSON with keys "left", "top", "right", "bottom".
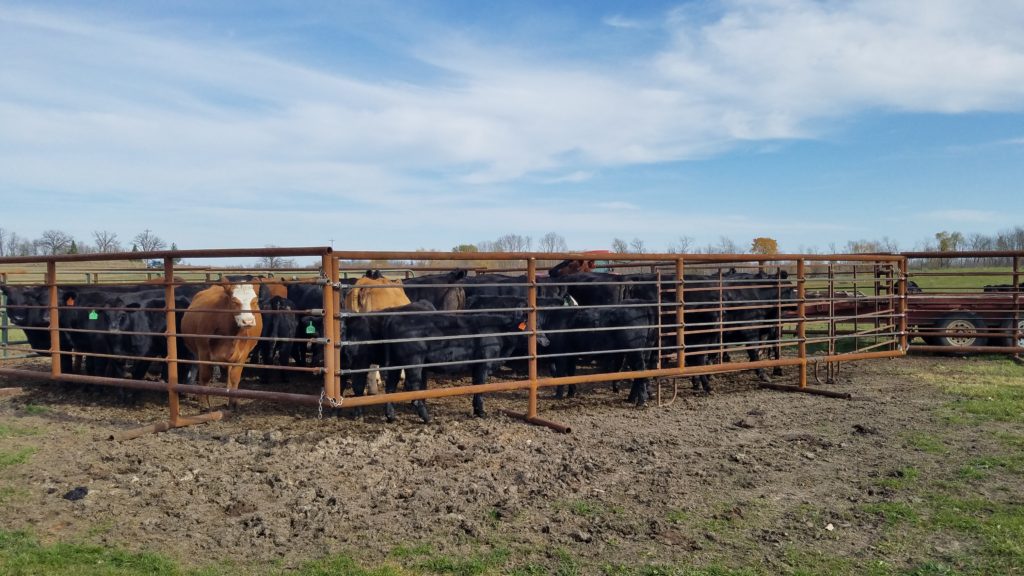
{"left": 47, "top": 261, "right": 61, "bottom": 378}
{"left": 1, "top": 289, "right": 8, "bottom": 360}
{"left": 527, "top": 257, "right": 538, "bottom": 419}
{"left": 164, "top": 257, "right": 181, "bottom": 426}
{"left": 1013, "top": 255, "right": 1020, "bottom": 352}
{"left": 899, "top": 258, "right": 909, "bottom": 352}
{"left": 798, "top": 259, "right": 807, "bottom": 388}
{"left": 676, "top": 258, "right": 685, "bottom": 371}
{"left": 322, "top": 253, "right": 338, "bottom": 402}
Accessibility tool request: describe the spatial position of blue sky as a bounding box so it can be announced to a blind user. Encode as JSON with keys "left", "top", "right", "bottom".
{"left": 2, "top": 0, "right": 1023, "bottom": 256}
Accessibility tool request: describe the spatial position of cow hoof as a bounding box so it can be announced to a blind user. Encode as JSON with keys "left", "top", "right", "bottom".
{"left": 635, "top": 396, "right": 647, "bottom": 408}
{"left": 473, "top": 409, "right": 486, "bottom": 418}
{"left": 772, "top": 368, "right": 784, "bottom": 377}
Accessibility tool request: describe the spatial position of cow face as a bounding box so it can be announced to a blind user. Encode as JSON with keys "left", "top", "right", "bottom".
{"left": 228, "top": 284, "right": 259, "bottom": 327}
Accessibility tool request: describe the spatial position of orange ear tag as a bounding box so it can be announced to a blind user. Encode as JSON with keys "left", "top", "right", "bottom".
{"left": 66, "top": 297, "right": 75, "bottom": 306}
{"left": 518, "top": 321, "right": 527, "bottom": 330}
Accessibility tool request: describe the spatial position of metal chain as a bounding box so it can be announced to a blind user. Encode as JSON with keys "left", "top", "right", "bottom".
{"left": 318, "top": 389, "right": 325, "bottom": 421}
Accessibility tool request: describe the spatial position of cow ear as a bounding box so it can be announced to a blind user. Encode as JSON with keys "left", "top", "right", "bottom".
{"left": 779, "top": 270, "right": 789, "bottom": 279}
{"left": 63, "top": 290, "right": 78, "bottom": 306}
{"left": 453, "top": 268, "right": 468, "bottom": 281}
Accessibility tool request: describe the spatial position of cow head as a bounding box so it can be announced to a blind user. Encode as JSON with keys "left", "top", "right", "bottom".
{"left": 224, "top": 283, "right": 259, "bottom": 327}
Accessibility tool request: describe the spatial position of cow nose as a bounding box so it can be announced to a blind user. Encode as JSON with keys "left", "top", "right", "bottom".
{"left": 236, "top": 313, "right": 256, "bottom": 327}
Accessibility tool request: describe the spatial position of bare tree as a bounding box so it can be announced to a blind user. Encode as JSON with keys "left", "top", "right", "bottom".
{"left": 258, "top": 245, "right": 297, "bottom": 268}
{"left": 628, "top": 237, "right": 647, "bottom": 254}
{"left": 715, "top": 236, "right": 741, "bottom": 254}
{"left": 492, "top": 233, "right": 532, "bottom": 252}
{"left": 92, "top": 230, "right": 122, "bottom": 253}
{"left": 36, "top": 229, "right": 74, "bottom": 255}
{"left": 611, "top": 238, "right": 629, "bottom": 253}
{"left": 538, "top": 232, "right": 568, "bottom": 253}
{"left": 0, "top": 227, "right": 9, "bottom": 257}
{"left": 666, "top": 235, "right": 694, "bottom": 254}
{"left": 133, "top": 229, "right": 167, "bottom": 252}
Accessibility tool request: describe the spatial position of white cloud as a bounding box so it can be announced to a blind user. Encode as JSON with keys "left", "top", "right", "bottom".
{"left": 544, "top": 171, "right": 594, "bottom": 184}
{"left": 603, "top": 15, "right": 644, "bottom": 30}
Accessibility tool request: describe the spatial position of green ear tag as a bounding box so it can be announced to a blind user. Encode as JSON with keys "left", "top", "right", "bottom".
{"left": 88, "top": 310, "right": 99, "bottom": 321}
{"left": 305, "top": 322, "right": 316, "bottom": 335}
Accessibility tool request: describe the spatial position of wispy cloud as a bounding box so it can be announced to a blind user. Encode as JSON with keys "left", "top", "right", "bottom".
{"left": 544, "top": 171, "right": 594, "bottom": 184}
{"left": 602, "top": 15, "right": 645, "bottom": 30}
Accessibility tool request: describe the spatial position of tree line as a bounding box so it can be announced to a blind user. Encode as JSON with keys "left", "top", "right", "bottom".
{"left": 0, "top": 228, "right": 175, "bottom": 258}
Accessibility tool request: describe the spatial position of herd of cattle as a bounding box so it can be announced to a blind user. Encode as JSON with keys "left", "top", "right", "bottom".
{"left": 0, "top": 259, "right": 795, "bottom": 422}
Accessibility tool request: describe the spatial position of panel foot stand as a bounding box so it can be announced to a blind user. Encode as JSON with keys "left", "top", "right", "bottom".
{"left": 109, "top": 410, "right": 228, "bottom": 441}
{"left": 497, "top": 409, "right": 571, "bottom": 433}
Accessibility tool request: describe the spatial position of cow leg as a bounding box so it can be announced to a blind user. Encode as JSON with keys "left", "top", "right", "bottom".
{"left": 410, "top": 370, "right": 431, "bottom": 424}
{"left": 770, "top": 329, "right": 783, "bottom": 377}
{"left": 383, "top": 367, "right": 404, "bottom": 423}
{"left": 226, "top": 364, "right": 244, "bottom": 410}
{"left": 749, "top": 348, "right": 770, "bottom": 382}
{"left": 624, "top": 352, "right": 649, "bottom": 407}
{"left": 471, "top": 366, "right": 488, "bottom": 418}
{"left": 277, "top": 341, "right": 292, "bottom": 383}
{"left": 197, "top": 361, "right": 214, "bottom": 409}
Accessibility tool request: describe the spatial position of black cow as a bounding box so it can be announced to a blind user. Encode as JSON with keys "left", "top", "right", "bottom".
{"left": 540, "top": 299, "right": 658, "bottom": 405}
{"left": 380, "top": 304, "right": 533, "bottom": 423}
{"left": 403, "top": 269, "right": 468, "bottom": 310}
{"left": 0, "top": 285, "right": 59, "bottom": 361}
{"left": 549, "top": 272, "right": 626, "bottom": 307}
{"left": 461, "top": 273, "right": 567, "bottom": 301}
{"left": 253, "top": 296, "right": 299, "bottom": 383}
{"left": 719, "top": 269, "right": 794, "bottom": 381}
{"left": 618, "top": 272, "right": 723, "bottom": 392}
{"left": 287, "top": 283, "right": 325, "bottom": 368}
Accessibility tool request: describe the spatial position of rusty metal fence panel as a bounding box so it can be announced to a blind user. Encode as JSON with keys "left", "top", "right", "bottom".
{"left": 0, "top": 248, "right": 908, "bottom": 434}
{"left": 901, "top": 251, "right": 1023, "bottom": 355}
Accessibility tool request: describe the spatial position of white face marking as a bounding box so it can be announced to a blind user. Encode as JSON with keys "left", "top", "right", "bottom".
{"left": 231, "top": 284, "right": 258, "bottom": 327}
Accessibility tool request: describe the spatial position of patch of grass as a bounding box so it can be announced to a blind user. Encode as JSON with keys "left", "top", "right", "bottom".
{"left": 0, "top": 486, "right": 26, "bottom": 504}
{"left": 926, "top": 360, "right": 1024, "bottom": 424}
{"left": 0, "top": 530, "right": 180, "bottom": 576}
{"left": 416, "top": 547, "right": 509, "bottom": 576}
{"left": 667, "top": 509, "right": 688, "bottom": 524}
{"left": 507, "top": 564, "right": 547, "bottom": 576}
{"left": 550, "top": 547, "right": 580, "bottom": 576}
{"left": 876, "top": 466, "right": 920, "bottom": 490}
{"left": 993, "top": 432, "right": 1024, "bottom": 449}
{"left": 862, "top": 502, "right": 920, "bottom": 526}
{"left": 293, "top": 555, "right": 403, "bottom": 576}
{"left": 905, "top": 432, "right": 946, "bottom": 454}
{"left": 390, "top": 543, "right": 433, "bottom": 559}
{"left": 926, "top": 495, "right": 1024, "bottom": 571}
{"left": 0, "top": 423, "right": 40, "bottom": 438}
{"left": 22, "top": 404, "right": 49, "bottom": 415}
{"left": 0, "top": 447, "right": 36, "bottom": 470}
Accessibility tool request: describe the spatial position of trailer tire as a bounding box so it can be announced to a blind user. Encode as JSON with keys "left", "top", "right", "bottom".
{"left": 933, "top": 313, "right": 987, "bottom": 348}
{"left": 992, "top": 318, "right": 1024, "bottom": 349}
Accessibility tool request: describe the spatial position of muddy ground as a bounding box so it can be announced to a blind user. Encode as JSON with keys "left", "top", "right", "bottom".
{"left": 0, "top": 356, "right": 1019, "bottom": 573}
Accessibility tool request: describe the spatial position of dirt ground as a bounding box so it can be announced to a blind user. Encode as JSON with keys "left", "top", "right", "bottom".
{"left": 0, "top": 355, "right": 1019, "bottom": 573}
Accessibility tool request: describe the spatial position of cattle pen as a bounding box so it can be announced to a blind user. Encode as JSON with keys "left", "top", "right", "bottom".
{"left": 0, "top": 247, "right": 1019, "bottom": 439}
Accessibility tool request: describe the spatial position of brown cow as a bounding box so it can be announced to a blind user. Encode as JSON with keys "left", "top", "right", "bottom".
{"left": 254, "top": 276, "right": 288, "bottom": 299}
{"left": 342, "top": 271, "right": 411, "bottom": 394}
{"left": 343, "top": 270, "right": 411, "bottom": 311}
{"left": 181, "top": 282, "right": 262, "bottom": 409}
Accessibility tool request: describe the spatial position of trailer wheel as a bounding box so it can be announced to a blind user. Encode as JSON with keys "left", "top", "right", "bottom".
{"left": 992, "top": 318, "right": 1024, "bottom": 348}
{"left": 934, "top": 313, "right": 986, "bottom": 348}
